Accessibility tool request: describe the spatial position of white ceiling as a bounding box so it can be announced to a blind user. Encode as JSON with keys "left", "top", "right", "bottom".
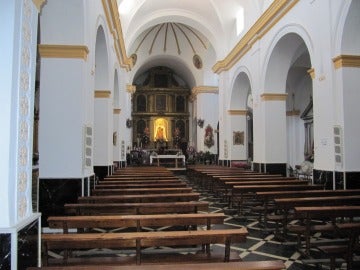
{"left": 118, "top": 0, "right": 272, "bottom": 57}
{"left": 117, "top": 0, "right": 274, "bottom": 86}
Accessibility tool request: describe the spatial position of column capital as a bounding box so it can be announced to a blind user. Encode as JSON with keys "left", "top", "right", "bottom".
{"left": 333, "top": 55, "right": 360, "bottom": 69}
{"left": 38, "top": 44, "right": 89, "bottom": 60}
{"left": 260, "top": 93, "right": 287, "bottom": 101}
{"left": 228, "top": 109, "right": 247, "bottom": 115}
{"left": 94, "top": 90, "right": 111, "bottom": 98}
{"left": 191, "top": 86, "right": 219, "bottom": 96}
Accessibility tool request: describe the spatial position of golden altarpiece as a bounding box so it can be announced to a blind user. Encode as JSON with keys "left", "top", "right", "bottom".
{"left": 131, "top": 67, "right": 190, "bottom": 151}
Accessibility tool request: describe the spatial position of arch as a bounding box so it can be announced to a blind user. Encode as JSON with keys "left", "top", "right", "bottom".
{"left": 333, "top": 1, "right": 359, "bottom": 54}
{"left": 229, "top": 67, "right": 252, "bottom": 110}
{"left": 262, "top": 24, "right": 314, "bottom": 92}
{"left": 94, "top": 25, "right": 109, "bottom": 90}
{"left": 131, "top": 54, "right": 197, "bottom": 88}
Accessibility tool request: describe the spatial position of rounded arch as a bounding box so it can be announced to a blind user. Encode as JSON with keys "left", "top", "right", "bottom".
{"left": 94, "top": 24, "right": 110, "bottom": 90}
{"left": 262, "top": 24, "right": 314, "bottom": 93}
{"left": 229, "top": 67, "right": 253, "bottom": 110}
{"left": 334, "top": 0, "right": 360, "bottom": 54}
{"left": 130, "top": 54, "right": 197, "bottom": 88}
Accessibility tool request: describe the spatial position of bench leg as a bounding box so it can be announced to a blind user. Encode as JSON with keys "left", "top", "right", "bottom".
{"left": 224, "top": 238, "right": 231, "bottom": 262}
{"left": 42, "top": 243, "right": 48, "bottom": 266}
{"left": 136, "top": 239, "right": 141, "bottom": 265}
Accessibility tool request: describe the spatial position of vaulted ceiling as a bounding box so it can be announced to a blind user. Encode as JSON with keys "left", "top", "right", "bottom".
{"left": 117, "top": 0, "right": 274, "bottom": 86}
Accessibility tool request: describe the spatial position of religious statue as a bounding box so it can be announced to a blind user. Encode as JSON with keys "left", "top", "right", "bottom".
{"left": 155, "top": 126, "right": 165, "bottom": 141}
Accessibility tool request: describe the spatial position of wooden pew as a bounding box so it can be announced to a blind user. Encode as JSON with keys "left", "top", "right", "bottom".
{"left": 41, "top": 228, "right": 248, "bottom": 265}
{"left": 294, "top": 206, "right": 360, "bottom": 256}
{"left": 273, "top": 195, "right": 360, "bottom": 238}
{"left": 103, "top": 176, "right": 178, "bottom": 180}
{"left": 48, "top": 213, "right": 226, "bottom": 232}
{"left": 256, "top": 189, "right": 360, "bottom": 228}
{"left": 77, "top": 193, "right": 201, "bottom": 203}
{"left": 99, "top": 179, "right": 183, "bottom": 185}
{"left": 231, "top": 184, "right": 322, "bottom": 213}
{"left": 219, "top": 180, "right": 308, "bottom": 206}
{"left": 27, "top": 260, "right": 286, "bottom": 270}
{"left": 317, "top": 222, "right": 360, "bottom": 270}
{"left": 65, "top": 201, "right": 209, "bottom": 215}
{"left": 91, "top": 187, "right": 193, "bottom": 196}
{"left": 94, "top": 182, "right": 187, "bottom": 189}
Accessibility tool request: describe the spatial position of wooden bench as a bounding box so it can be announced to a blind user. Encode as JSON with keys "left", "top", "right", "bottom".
{"left": 231, "top": 184, "right": 322, "bottom": 213}
{"left": 103, "top": 176, "right": 178, "bottom": 180}
{"left": 99, "top": 179, "right": 183, "bottom": 185}
{"left": 64, "top": 201, "right": 209, "bottom": 215}
{"left": 48, "top": 213, "right": 226, "bottom": 232}
{"left": 41, "top": 228, "right": 248, "bottom": 265}
{"left": 77, "top": 193, "right": 200, "bottom": 203}
{"left": 27, "top": 260, "right": 286, "bottom": 269}
{"left": 95, "top": 182, "right": 187, "bottom": 189}
{"left": 317, "top": 222, "right": 360, "bottom": 270}
{"left": 255, "top": 189, "right": 360, "bottom": 229}
{"left": 272, "top": 195, "right": 360, "bottom": 238}
{"left": 294, "top": 206, "right": 360, "bottom": 256}
{"left": 219, "top": 180, "right": 308, "bottom": 206}
{"left": 91, "top": 187, "right": 193, "bottom": 196}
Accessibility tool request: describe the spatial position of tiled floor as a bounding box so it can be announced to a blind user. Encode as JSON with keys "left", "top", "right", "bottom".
{"left": 182, "top": 173, "right": 356, "bottom": 270}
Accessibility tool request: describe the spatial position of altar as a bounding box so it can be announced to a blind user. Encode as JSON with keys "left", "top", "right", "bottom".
{"left": 150, "top": 154, "right": 186, "bottom": 168}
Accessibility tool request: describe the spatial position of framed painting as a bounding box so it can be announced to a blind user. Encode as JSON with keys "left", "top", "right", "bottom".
{"left": 233, "top": 131, "right": 244, "bottom": 145}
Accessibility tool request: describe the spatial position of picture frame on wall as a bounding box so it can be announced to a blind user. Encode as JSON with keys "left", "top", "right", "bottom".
{"left": 233, "top": 131, "right": 244, "bottom": 145}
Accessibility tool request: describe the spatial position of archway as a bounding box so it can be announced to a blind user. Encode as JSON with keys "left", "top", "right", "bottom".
{"left": 229, "top": 71, "right": 252, "bottom": 163}
{"left": 262, "top": 32, "right": 313, "bottom": 175}
{"left": 93, "top": 25, "right": 112, "bottom": 177}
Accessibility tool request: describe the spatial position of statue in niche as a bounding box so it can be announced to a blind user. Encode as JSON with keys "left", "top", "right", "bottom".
{"left": 154, "top": 118, "right": 168, "bottom": 142}
{"left": 155, "top": 127, "right": 165, "bottom": 141}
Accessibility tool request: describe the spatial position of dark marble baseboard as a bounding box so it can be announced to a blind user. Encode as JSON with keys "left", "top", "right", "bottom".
{"left": 0, "top": 233, "right": 11, "bottom": 269}
{"left": 18, "top": 219, "right": 39, "bottom": 269}
{"left": 313, "top": 169, "right": 360, "bottom": 189}
{"left": 253, "top": 163, "right": 287, "bottom": 176}
{"left": 0, "top": 215, "right": 40, "bottom": 269}
{"left": 94, "top": 165, "right": 113, "bottom": 180}
{"left": 39, "top": 178, "right": 82, "bottom": 226}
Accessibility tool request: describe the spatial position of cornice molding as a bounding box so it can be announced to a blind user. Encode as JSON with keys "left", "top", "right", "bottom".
{"left": 94, "top": 90, "right": 111, "bottom": 98}
{"left": 191, "top": 86, "right": 219, "bottom": 96}
{"left": 286, "top": 110, "right": 300, "bottom": 116}
{"left": 113, "top": 108, "right": 121, "bottom": 114}
{"left": 228, "top": 110, "right": 247, "bottom": 115}
{"left": 126, "top": 84, "right": 136, "bottom": 94}
{"left": 38, "top": 45, "right": 89, "bottom": 60}
{"left": 333, "top": 55, "right": 360, "bottom": 69}
{"left": 261, "top": 93, "right": 288, "bottom": 101}
{"left": 32, "top": 0, "right": 46, "bottom": 11}
{"left": 212, "top": 0, "right": 299, "bottom": 74}
{"left": 307, "top": 68, "right": 315, "bottom": 79}
{"left": 102, "top": 0, "right": 133, "bottom": 71}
